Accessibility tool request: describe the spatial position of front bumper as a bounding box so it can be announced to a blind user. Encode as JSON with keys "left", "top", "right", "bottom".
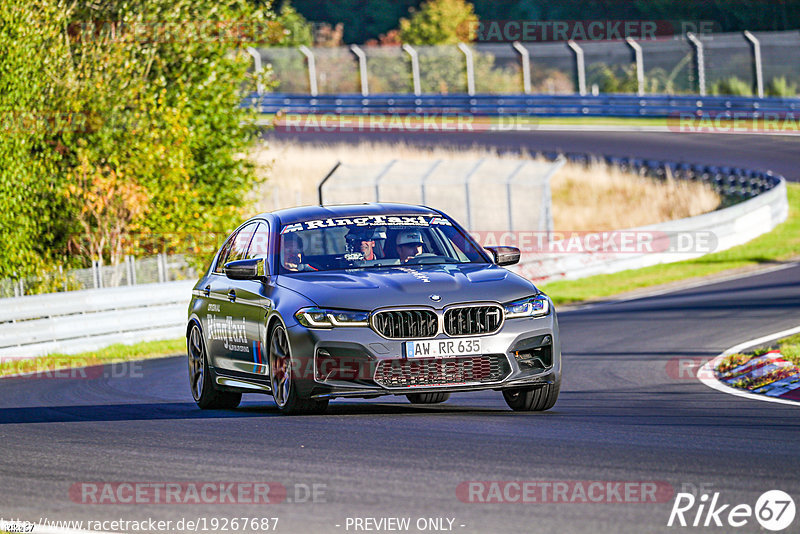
{"left": 285, "top": 311, "right": 561, "bottom": 400}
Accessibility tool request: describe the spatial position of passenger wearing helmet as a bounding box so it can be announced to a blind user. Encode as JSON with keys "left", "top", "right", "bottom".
{"left": 346, "top": 227, "right": 386, "bottom": 261}
{"left": 395, "top": 229, "right": 424, "bottom": 263}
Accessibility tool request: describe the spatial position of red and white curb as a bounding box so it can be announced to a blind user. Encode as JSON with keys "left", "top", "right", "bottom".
{"left": 698, "top": 325, "right": 800, "bottom": 407}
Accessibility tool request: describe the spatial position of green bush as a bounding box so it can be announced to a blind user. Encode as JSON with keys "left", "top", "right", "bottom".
{"left": 0, "top": 0, "right": 285, "bottom": 279}
{"left": 766, "top": 76, "right": 798, "bottom": 97}
{"left": 399, "top": 0, "right": 478, "bottom": 45}
{"left": 709, "top": 76, "right": 752, "bottom": 96}
{"left": 587, "top": 63, "right": 639, "bottom": 94}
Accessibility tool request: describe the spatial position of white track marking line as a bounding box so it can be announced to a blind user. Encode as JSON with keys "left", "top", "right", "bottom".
{"left": 698, "top": 325, "right": 800, "bottom": 407}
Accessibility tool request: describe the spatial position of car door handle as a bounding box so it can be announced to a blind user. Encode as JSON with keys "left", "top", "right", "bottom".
{"left": 227, "top": 289, "right": 237, "bottom": 302}
{"left": 203, "top": 285, "right": 211, "bottom": 297}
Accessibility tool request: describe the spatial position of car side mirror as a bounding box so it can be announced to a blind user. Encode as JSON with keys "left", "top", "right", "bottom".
{"left": 224, "top": 258, "right": 268, "bottom": 281}
{"left": 485, "top": 246, "right": 520, "bottom": 266}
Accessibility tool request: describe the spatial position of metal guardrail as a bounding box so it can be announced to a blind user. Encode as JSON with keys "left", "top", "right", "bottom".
{"left": 248, "top": 92, "right": 800, "bottom": 119}
{"left": 512, "top": 153, "right": 788, "bottom": 282}
{"left": 0, "top": 253, "right": 198, "bottom": 299}
{"left": 0, "top": 281, "right": 194, "bottom": 359}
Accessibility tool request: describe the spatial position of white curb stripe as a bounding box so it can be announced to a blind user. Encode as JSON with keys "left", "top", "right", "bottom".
{"left": 698, "top": 325, "right": 800, "bottom": 407}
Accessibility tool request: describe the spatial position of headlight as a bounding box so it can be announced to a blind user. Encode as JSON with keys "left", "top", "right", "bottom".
{"left": 503, "top": 295, "right": 550, "bottom": 319}
{"left": 295, "top": 307, "right": 370, "bottom": 328}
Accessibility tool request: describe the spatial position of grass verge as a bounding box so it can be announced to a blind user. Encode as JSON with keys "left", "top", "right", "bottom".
{"left": 0, "top": 338, "right": 184, "bottom": 378}
{"left": 541, "top": 183, "right": 800, "bottom": 305}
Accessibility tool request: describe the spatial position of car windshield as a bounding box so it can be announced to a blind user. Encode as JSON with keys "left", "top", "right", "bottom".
{"left": 278, "top": 214, "right": 488, "bottom": 273}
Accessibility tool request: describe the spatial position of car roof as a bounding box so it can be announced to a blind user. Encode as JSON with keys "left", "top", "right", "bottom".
{"left": 259, "top": 203, "right": 441, "bottom": 225}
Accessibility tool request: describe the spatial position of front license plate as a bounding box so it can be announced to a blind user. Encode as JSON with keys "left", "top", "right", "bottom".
{"left": 405, "top": 338, "right": 482, "bottom": 358}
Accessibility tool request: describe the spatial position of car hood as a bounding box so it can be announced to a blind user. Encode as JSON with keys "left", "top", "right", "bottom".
{"left": 276, "top": 263, "right": 538, "bottom": 310}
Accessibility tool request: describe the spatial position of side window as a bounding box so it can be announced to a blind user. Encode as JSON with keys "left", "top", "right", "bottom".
{"left": 246, "top": 222, "right": 270, "bottom": 260}
{"left": 228, "top": 222, "right": 258, "bottom": 263}
{"left": 213, "top": 222, "right": 258, "bottom": 273}
{"left": 213, "top": 232, "right": 238, "bottom": 274}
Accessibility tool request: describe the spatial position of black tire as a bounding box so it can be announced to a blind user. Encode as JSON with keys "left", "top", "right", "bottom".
{"left": 187, "top": 323, "right": 242, "bottom": 410}
{"left": 268, "top": 322, "right": 329, "bottom": 415}
{"left": 502, "top": 380, "right": 560, "bottom": 412}
{"left": 406, "top": 392, "right": 450, "bottom": 404}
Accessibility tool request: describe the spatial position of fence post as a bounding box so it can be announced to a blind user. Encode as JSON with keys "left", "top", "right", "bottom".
{"left": 686, "top": 32, "right": 706, "bottom": 96}
{"left": 541, "top": 156, "right": 566, "bottom": 234}
{"left": 402, "top": 44, "right": 421, "bottom": 96}
{"left": 298, "top": 45, "right": 318, "bottom": 97}
{"left": 245, "top": 47, "right": 265, "bottom": 97}
{"left": 350, "top": 44, "right": 369, "bottom": 97}
{"left": 92, "top": 260, "right": 100, "bottom": 289}
{"left": 743, "top": 31, "right": 764, "bottom": 98}
{"left": 317, "top": 161, "right": 341, "bottom": 205}
{"left": 512, "top": 42, "right": 531, "bottom": 94}
{"left": 157, "top": 254, "right": 165, "bottom": 283}
{"left": 373, "top": 160, "right": 398, "bottom": 202}
{"left": 463, "top": 159, "right": 486, "bottom": 231}
{"left": 457, "top": 43, "right": 476, "bottom": 96}
{"left": 125, "top": 255, "right": 133, "bottom": 286}
{"left": 567, "top": 40, "right": 586, "bottom": 96}
{"left": 504, "top": 161, "right": 527, "bottom": 232}
{"left": 625, "top": 37, "right": 645, "bottom": 96}
{"left": 420, "top": 159, "right": 443, "bottom": 205}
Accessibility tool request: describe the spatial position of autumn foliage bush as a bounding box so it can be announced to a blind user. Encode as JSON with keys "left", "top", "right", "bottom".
{"left": 0, "top": 0, "right": 295, "bottom": 278}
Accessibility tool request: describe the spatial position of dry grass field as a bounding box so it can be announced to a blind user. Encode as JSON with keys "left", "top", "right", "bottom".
{"left": 249, "top": 140, "right": 720, "bottom": 231}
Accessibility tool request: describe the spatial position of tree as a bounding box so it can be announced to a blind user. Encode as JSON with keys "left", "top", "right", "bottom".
{"left": 275, "top": 1, "right": 313, "bottom": 47}
{"left": 399, "top": 0, "right": 478, "bottom": 45}
{"left": 0, "top": 0, "right": 287, "bottom": 279}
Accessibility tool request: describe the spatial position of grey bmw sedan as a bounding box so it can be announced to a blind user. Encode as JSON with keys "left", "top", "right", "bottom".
{"left": 187, "top": 203, "right": 560, "bottom": 414}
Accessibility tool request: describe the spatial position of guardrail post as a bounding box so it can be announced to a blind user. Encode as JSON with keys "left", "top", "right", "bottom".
{"left": 743, "top": 31, "right": 764, "bottom": 98}
{"left": 402, "top": 44, "right": 421, "bottom": 96}
{"left": 245, "top": 47, "right": 265, "bottom": 97}
{"left": 457, "top": 43, "right": 476, "bottom": 96}
{"left": 373, "top": 160, "right": 398, "bottom": 202}
{"left": 350, "top": 44, "right": 369, "bottom": 97}
{"left": 686, "top": 32, "right": 706, "bottom": 96}
{"left": 298, "top": 45, "right": 318, "bottom": 97}
{"left": 463, "top": 159, "right": 486, "bottom": 231}
{"left": 625, "top": 37, "right": 645, "bottom": 96}
{"left": 420, "top": 160, "right": 443, "bottom": 206}
{"left": 512, "top": 42, "right": 531, "bottom": 94}
{"left": 567, "top": 40, "right": 586, "bottom": 96}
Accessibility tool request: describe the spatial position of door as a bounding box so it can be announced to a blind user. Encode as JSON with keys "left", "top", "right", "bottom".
{"left": 205, "top": 222, "right": 259, "bottom": 372}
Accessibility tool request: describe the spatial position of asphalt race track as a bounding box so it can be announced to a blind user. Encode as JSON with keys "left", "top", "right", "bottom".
{"left": 1, "top": 129, "right": 799, "bottom": 533}
{"left": 1, "top": 263, "right": 799, "bottom": 533}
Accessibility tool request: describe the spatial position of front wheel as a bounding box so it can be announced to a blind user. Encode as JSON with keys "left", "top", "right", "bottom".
{"left": 502, "top": 381, "right": 560, "bottom": 412}
{"left": 406, "top": 392, "right": 450, "bottom": 404}
{"left": 268, "top": 322, "right": 328, "bottom": 415}
{"left": 187, "top": 323, "right": 241, "bottom": 409}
